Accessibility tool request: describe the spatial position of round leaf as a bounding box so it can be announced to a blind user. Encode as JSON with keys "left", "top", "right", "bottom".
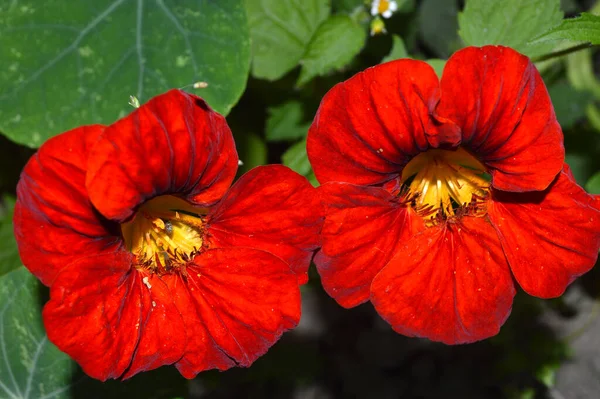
{"left": 0, "top": 0, "right": 250, "bottom": 148}
{"left": 0, "top": 267, "right": 75, "bottom": 399}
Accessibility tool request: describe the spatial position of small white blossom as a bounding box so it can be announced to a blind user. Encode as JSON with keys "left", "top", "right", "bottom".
{"left": 371, "top": 0, "right": 398, "bottom": 19}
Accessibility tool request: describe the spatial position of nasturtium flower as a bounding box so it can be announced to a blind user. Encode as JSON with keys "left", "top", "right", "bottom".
{"left": 307, "top": 46, "right": 600, "bottom": 344}
{"left": 14, "top": 90, "right": 322, "bottom": 380}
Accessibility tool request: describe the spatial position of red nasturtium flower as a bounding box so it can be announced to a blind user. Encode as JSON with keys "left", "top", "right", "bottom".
{"left": 13, "top": 90, "right": 322, "bottom": 380}
{"left": 307, "top": 45, "right": 600, "bottom": 344}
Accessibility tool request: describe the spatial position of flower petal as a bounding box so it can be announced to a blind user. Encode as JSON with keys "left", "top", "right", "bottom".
{"left": 172, "top": 248, "right": 300, "bottom": 377}
{"left": 13, "top": 125, "right": 119, "bottom": 286}
{"left": 307, "top": 59, "right": 458, "bottom": 186}
{"left": 315, "top": 182, "right": 424, "bottom": 308}
{"left": 43, "top": 249, "right": 186, "bottom": 380}
{"left": 488, "top": 166, "right": 600, "bottom": 298}
{"left": 436, "top": 46, "right": 564, "bottom": 191}
{"left": 121, "top": 272, "right": 186, "bottom": 380}
{"left": 86, "top": 90, "right": 238, "bottom": 222}
{"left": 206, "top": 165, "right": 322, "bottom": 284}
{"left": 371, "top": 217, "right": 515, "bottom": 344}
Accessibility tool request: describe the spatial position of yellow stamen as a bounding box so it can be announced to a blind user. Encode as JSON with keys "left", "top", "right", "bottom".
{"left": 401, "top": 147, "right": 490, "bottom": 225}
{"left": 121, "top": 195, "right": 207, "bottom": 274}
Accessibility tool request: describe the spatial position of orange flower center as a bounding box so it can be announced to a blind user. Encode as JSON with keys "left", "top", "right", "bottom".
{"left": 401, "top": 147, "right": 490, "bottom": 226}
{"left": 378, "top": 0, "right": 391, "bottom": 14}
{"left": 121, "top": 195, "right": 206, "bottom": 274}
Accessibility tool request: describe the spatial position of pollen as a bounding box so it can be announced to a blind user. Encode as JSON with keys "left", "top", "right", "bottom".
{"left": 401, "top": 147, "right": 490, "bottom": 226}
{"left": 121, "top": 195, "right": 206, "bottom": 274}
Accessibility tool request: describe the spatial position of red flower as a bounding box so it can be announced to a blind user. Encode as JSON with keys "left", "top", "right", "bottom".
{"left": 14, "top": 90, "right": 322, "bottom": 380}
{"left": 307, "top": 46, "right": 600, "bottom": 344}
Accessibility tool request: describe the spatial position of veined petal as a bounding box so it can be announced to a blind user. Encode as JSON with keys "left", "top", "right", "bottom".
{"left": 436, "top": 46, "right": 564, "bottom": 191}
{"left": 43, "top": 249, "right": 185, "bottom": 381}
{"left": 171, "top": 248, "right": 301, "bottom": 378}
{"left": 488, "top": 166, "right": 600, "bottom": 298}
{"left": 121, "top": 272, "right": 186, "bottom": 379}
{"left": 371, "top": 217, "right": 515, "bottom": 344}
{"left": 307, "top": 59, "right": 458, "bottom": 186}
{"left": 206, "top": 165, "right": 322, "bottom": 284}
{"left": 13, "top": 125, "right": 119, "bottom": 286}
{"left": 86, "top": 90, "right": 238, "bottom": 222}
{"left": 315, "top": 182, "right": 425, "bottom": 308}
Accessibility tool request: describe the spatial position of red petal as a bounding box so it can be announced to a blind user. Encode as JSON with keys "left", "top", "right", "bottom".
{"left": 371, "top": 217, "right": 516, "bottom": 344}
{"left": 307, "top": 59, "right": 458, "bottom": 186}
{"left": 171, "top": 248, "right": 301, "bottom": 377}
{"left": 488, "top": 166, "right": 600, "bottom": 298}
{"left": 206, "top": 165, "right": 322, "bottom": 284}
{"left": 315, "top": 182, "right": 424, "bottom": 308}
{"left": 86, "top": 90, "right": 238, "bottom": 222}
{"left": 13, "top": 125, "right": 118, "bottom": 286}
{"left": 436, "top": 46, "right": 564, "bottom": 191}
{"left": 121, "top": 272, "right": 186, "bottom": 379}
{"left": 43, "top": 249, "right": 185, "bottom": 380}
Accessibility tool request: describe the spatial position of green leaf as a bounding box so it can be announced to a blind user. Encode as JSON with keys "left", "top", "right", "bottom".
{"left": 282, "top": 139, "right": 312, "bottom": 177}
{"left": 332, "top": 0, "right": 363, "bottom": 13}
{"left": 586, "top": 171, "right": 600, "bottom": 194}
{"left": 382, "top": 35, "right": 409, "bottom": 63}
{"left": 0, "top": 0, "right": 250, "bottom": 148}
{"left": 418, "top": 0, "right": 460, "bottom": 58}
{"left": 426, "top": 59, "right": 446, "bottom": 78}
{"left": 297, "top": 15, "right": 367, "bottom": 86}
{"left": 548, "top": 81, "right": 593, "bottom": 128}
{"left": 561, "top": 0, "right": 579, "bottom": 13}
{"left": 246, "top": 0, "right": 330, "bottom": 81}
{"left": 531, "top": 13, "right": 600, "bottom": 45}
{"left": 565, "top": 153, "right": 593, "bottom": 185}
{"left": 458, "top": 0, "right": 563, "bottom": 58}
{"left": 536, "top": 365, "right": 557, "bottom": 387}
{"left": 0, "top": 197, "right": 21, "bottom": 278}
{"left": 566, "top": 49, "right": 600, "bottom": 98}
{"left": 235, "top": 132, "right": 268, "bottom": 175}
{"left": 265, "top": 101, "right": 310, "bottom": 142}
{"left": 0, "top": 267, "right": 75, "bottom": 399}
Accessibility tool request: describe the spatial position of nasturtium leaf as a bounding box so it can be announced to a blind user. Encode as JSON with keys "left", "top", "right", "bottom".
{"left": 418, "top": 0, "right": 460, "bottom": 58}
{"left": 297, "top": 15, "right": 367, "bottom": 86}
{"left": 0, "top": 197, "right": 20, "bottom": 278}
{"left": 586, "top": 171, "right": 600, "bottom": 194}
{"left": 458, "top": 0, "right": 563, "bottom": 58}
{"left": 0, "top": 267, "right": 75, "bottom": 399}
{"left": 382, "top": 35, "right": 408, "bottom": 63}
{"left": 0, "top": 0, "right": 250, "bottom": 148}
{"left": 531, "top": 13, "right": 600, "bottom": 45}
{"left": 548, "top": 82, "right": 593, "bottom": 129}
{"left": 426, "top": 59, "right": 446, "bottom": 79}
{"left": 282, "top": 139, "right": 312, "bottom": 177}
{"left": 265, "top": 101, "right": 310, "bottom": 142}
{"left": 246, "top": 0, "right": 330, "bottom": 81}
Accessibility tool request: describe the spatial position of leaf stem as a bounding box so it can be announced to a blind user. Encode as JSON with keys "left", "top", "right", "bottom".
{"left": 532, "top": 43, "right": 595, "bottom": 63}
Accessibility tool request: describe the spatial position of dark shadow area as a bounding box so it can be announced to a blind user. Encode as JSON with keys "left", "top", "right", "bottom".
{"left": 187, "top": 277, "right": 566, "bottom": 399}
{"left": 70, "top": 365, "right": 188, "bottom": 399}
{"left": 0, "top": 134, "right": 35, "bottom": 196}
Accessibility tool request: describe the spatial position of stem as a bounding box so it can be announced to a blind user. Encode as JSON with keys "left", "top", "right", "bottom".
{"left": 532, "top": 43, "right": 595, "bottom": 63}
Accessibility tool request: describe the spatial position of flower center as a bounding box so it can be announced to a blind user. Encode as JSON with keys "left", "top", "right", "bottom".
{"left": 121, "top": 195, "right": 206, "bottom": 274}
{"left": 400, "top": 147, "right": 490, "bottom": 226}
